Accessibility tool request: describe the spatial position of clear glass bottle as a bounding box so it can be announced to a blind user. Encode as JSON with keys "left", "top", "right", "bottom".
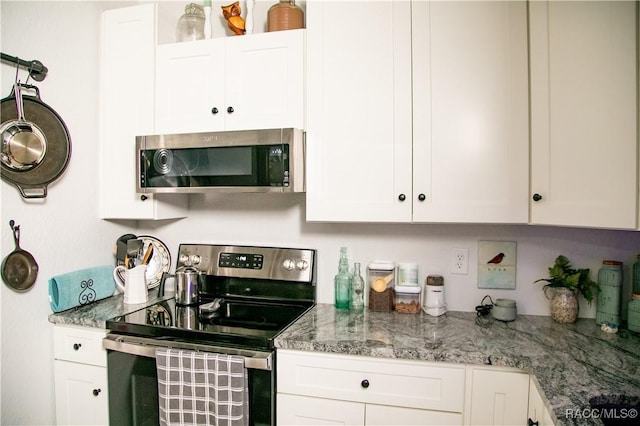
{"left": 176, "top": 3, "right": 205, "bottom": 42}
{"left": 334, "top": 247, "right": 352, "bottom": 310}
{"left": 351, "top": 262, "right": 365, "bottom": 311}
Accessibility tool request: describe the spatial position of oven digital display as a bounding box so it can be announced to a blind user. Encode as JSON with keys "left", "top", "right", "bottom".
{"left": 219, "top": 253, "right": 264, "bottom": 269}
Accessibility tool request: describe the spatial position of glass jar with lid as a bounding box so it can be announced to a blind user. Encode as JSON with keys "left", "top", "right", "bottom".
{"left": 176, "top": 3, "right": 206, "bottom": 42}
{"left": 628, "top": 294, "right": 640, "bottom": 333}
{"left": 367, "top": 261, "right": 395, "bottom": 312}
{"left": 633, "top": 254, "right": 640, "bottom": 295}
{"left": 596, "top": 260, "right": 623, "bottom": 326}
{"left": 394, "top": 285, "right": 421, "bottom": 314}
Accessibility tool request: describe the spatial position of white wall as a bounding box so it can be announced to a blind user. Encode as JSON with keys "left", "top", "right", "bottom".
{"left": 138, "top": 193, "right": 640, "bottom": 318}
{"left": 1, "top": 1, "right": 639, "bottom": 425}
{"left": 0, "top": 1, "right": 128, "bottom": 424}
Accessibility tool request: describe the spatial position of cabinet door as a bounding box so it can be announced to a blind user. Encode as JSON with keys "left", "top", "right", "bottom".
{"left": 100, "top": 4, "right": 187, "bottom": 220}
{"left": 529, "top": 1, "right": 637, "bottom": 229}
{"left": 54, "top": 360, "right": 109, "bottom": 425}
{"left": 305, "top": 0, "right": 413, "bottom": 222}
{"left": 225, "top": 29, "right": 305, "bottom": 131}
{"left": 412, "top": 1, "right": 529, "bottom": 223}
{"left": 155, "top": 39, "right": 226, "bottom": 134}
{"left": 366, "top": 404, "right": 462, "bottom": 426}
{"left": 277, "top": 393, "right": 365, "bottom": 426}
{"left": 465, "top": 368, "right": 529, "bottom": 425}
{"left": 528, "top": 378, "right": 555, "bottom": 426}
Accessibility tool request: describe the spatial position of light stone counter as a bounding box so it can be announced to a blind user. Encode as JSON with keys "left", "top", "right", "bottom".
{"left": 48, "top": 290, "right": 170, "bottom": 329}
{"left": 274, "top": 304, "right": 640, "bottom": 426}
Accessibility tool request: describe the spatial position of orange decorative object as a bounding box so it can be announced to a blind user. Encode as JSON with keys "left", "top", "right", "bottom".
{"left": 221, "top": 2, "right": 245, "bottom": 35}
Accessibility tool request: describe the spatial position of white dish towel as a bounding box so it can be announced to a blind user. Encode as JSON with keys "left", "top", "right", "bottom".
{"left": 156, "top": 348, "right": 249, "bottom": 426}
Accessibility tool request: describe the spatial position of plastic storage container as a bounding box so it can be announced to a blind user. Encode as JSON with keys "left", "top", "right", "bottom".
{"left": 394, "top": 285, "right": 421, "bottom": 313}
{"left": 397, "top": 263, "right": 419, "bottom": 286}
{"left": 367, "top": 261, "right": 395, "bottom": 312}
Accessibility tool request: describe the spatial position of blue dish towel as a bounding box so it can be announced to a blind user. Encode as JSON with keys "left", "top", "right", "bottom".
{"left": 48, "top": 265, "right": 116, "bottom": 313}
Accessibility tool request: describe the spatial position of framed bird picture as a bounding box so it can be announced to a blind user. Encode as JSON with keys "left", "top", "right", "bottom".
{"left": 478, "top": 241, "right": 517, "bottom": 289}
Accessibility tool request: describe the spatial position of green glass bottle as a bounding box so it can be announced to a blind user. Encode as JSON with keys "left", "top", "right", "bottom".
{"left": 334, "top": 247, "right": 352, "bottom": 310}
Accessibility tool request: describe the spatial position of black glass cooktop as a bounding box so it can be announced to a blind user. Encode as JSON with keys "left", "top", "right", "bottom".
{"left": 106, "top": 297, "right": 311, "bottom": 350}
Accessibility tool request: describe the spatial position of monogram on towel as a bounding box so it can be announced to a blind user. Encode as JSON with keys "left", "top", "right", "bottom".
{"left": 156, "top": 348, "right": 248, "bottom": 426}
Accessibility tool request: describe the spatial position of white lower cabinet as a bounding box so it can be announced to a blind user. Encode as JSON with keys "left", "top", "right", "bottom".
{"left": 277, "top": 350, "right": 537, "bottom": 426}
{"left": 528, "top": 377, "right": 555, "bottom": 426}
{"left": 53, "top": 325, "right": 108, "bottom": 426}
{"left": 277, "top": 350, "right": 465, "bottom": 425}
{"left": 464, "top": 366, "right": 530, "bottom": 425}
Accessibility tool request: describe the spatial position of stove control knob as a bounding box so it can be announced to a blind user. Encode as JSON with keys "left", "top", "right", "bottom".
{"left": 179, "top": 254, "right": 190, "bottom": 265}
{"left": 296, "top": 260, "right": 309, "bottom": 271}
{"left": 282, "top": 259, "right": 296, "bottom": 271}
{"left": 190, "top": 255, "right": 201, "bottom": 265}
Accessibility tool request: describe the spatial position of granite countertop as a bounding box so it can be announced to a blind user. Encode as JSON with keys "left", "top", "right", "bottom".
{"left": 48, "top": 289, "right": 169, "bottom": 328}
{"left": 49, "top": 295, "right": 639, "bottom": 425}
{"left": 273, "top": 304, "right": 640, "bottom": 426}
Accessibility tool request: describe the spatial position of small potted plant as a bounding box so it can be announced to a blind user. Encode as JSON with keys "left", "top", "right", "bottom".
{"left": 535, "top": 255, "right": 598, "bottom": 324}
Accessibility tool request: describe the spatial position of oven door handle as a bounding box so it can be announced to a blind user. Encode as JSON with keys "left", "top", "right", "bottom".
{"left": 102, "top": 334, "right": 272, "bottom": 371}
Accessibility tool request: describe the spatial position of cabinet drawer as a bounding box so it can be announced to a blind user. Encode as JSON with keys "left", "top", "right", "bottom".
{"left": 277, "top": 350, "right": 465, "bottom": 412}
{"left": 53, "top": 325, "right": 107, "bottom": 367}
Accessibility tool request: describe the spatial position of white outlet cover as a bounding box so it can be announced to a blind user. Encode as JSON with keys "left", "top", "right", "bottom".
{"left": 451, "top": 248, "right": 469, "bottom": 275}
{"left": 478, "top": 240, "right": 517, "bottom": 289}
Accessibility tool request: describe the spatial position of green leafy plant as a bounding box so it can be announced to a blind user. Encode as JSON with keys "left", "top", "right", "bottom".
{"left": 535, "top": 255, "right": 598, "bottom": 304}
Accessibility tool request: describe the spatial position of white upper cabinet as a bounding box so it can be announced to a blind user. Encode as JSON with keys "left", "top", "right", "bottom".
{"left": 412, "top": 1, "right": 529, "bottom": 223}
{"left": 529, "top": 0, "right": 637, "bottom": 230}
{"left": 155, "top": 29, "right": 305, "bottom": 134}
{"left": 99, "top": 4, "right": 187, "bottom": 220}
{"left": 305, "top": 0, "right": 413, "bottom": 222}
{"left": 305, "top": 0, "right": 529, "bottom": 223}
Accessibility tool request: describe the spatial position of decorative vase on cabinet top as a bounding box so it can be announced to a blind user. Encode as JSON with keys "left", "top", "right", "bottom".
{"left": 176, "top": 3, "right": 205, "bottom": 42}
{"left": 267, "top": 0, "right": 304, "bottom": 32}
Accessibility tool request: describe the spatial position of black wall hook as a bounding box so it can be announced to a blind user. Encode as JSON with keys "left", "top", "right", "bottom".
{"left": 1, "top": 52, "right": 48, "bottom": 81}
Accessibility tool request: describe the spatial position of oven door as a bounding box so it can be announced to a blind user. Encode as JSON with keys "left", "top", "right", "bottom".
{"left": 103, "top": 334, "right": 274, "bottom": 426}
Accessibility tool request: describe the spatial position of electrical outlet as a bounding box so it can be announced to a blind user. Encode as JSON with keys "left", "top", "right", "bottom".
{"left": 451, "top": 248, "right": 469, "bottom": 275}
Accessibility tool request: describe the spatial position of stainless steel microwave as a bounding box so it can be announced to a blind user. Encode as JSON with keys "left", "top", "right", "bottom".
{"left": 136, "top": 128, "right": 305, "bottom": 193}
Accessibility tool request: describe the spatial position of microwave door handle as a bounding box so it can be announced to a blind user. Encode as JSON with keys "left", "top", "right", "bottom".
{"left": 102, "top": 334, "right": 272, "bottom": 371}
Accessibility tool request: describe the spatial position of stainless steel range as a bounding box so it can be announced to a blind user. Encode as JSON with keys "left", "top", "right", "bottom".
{"left": 103, "top": 244, "right": 316, "bottom": 426}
